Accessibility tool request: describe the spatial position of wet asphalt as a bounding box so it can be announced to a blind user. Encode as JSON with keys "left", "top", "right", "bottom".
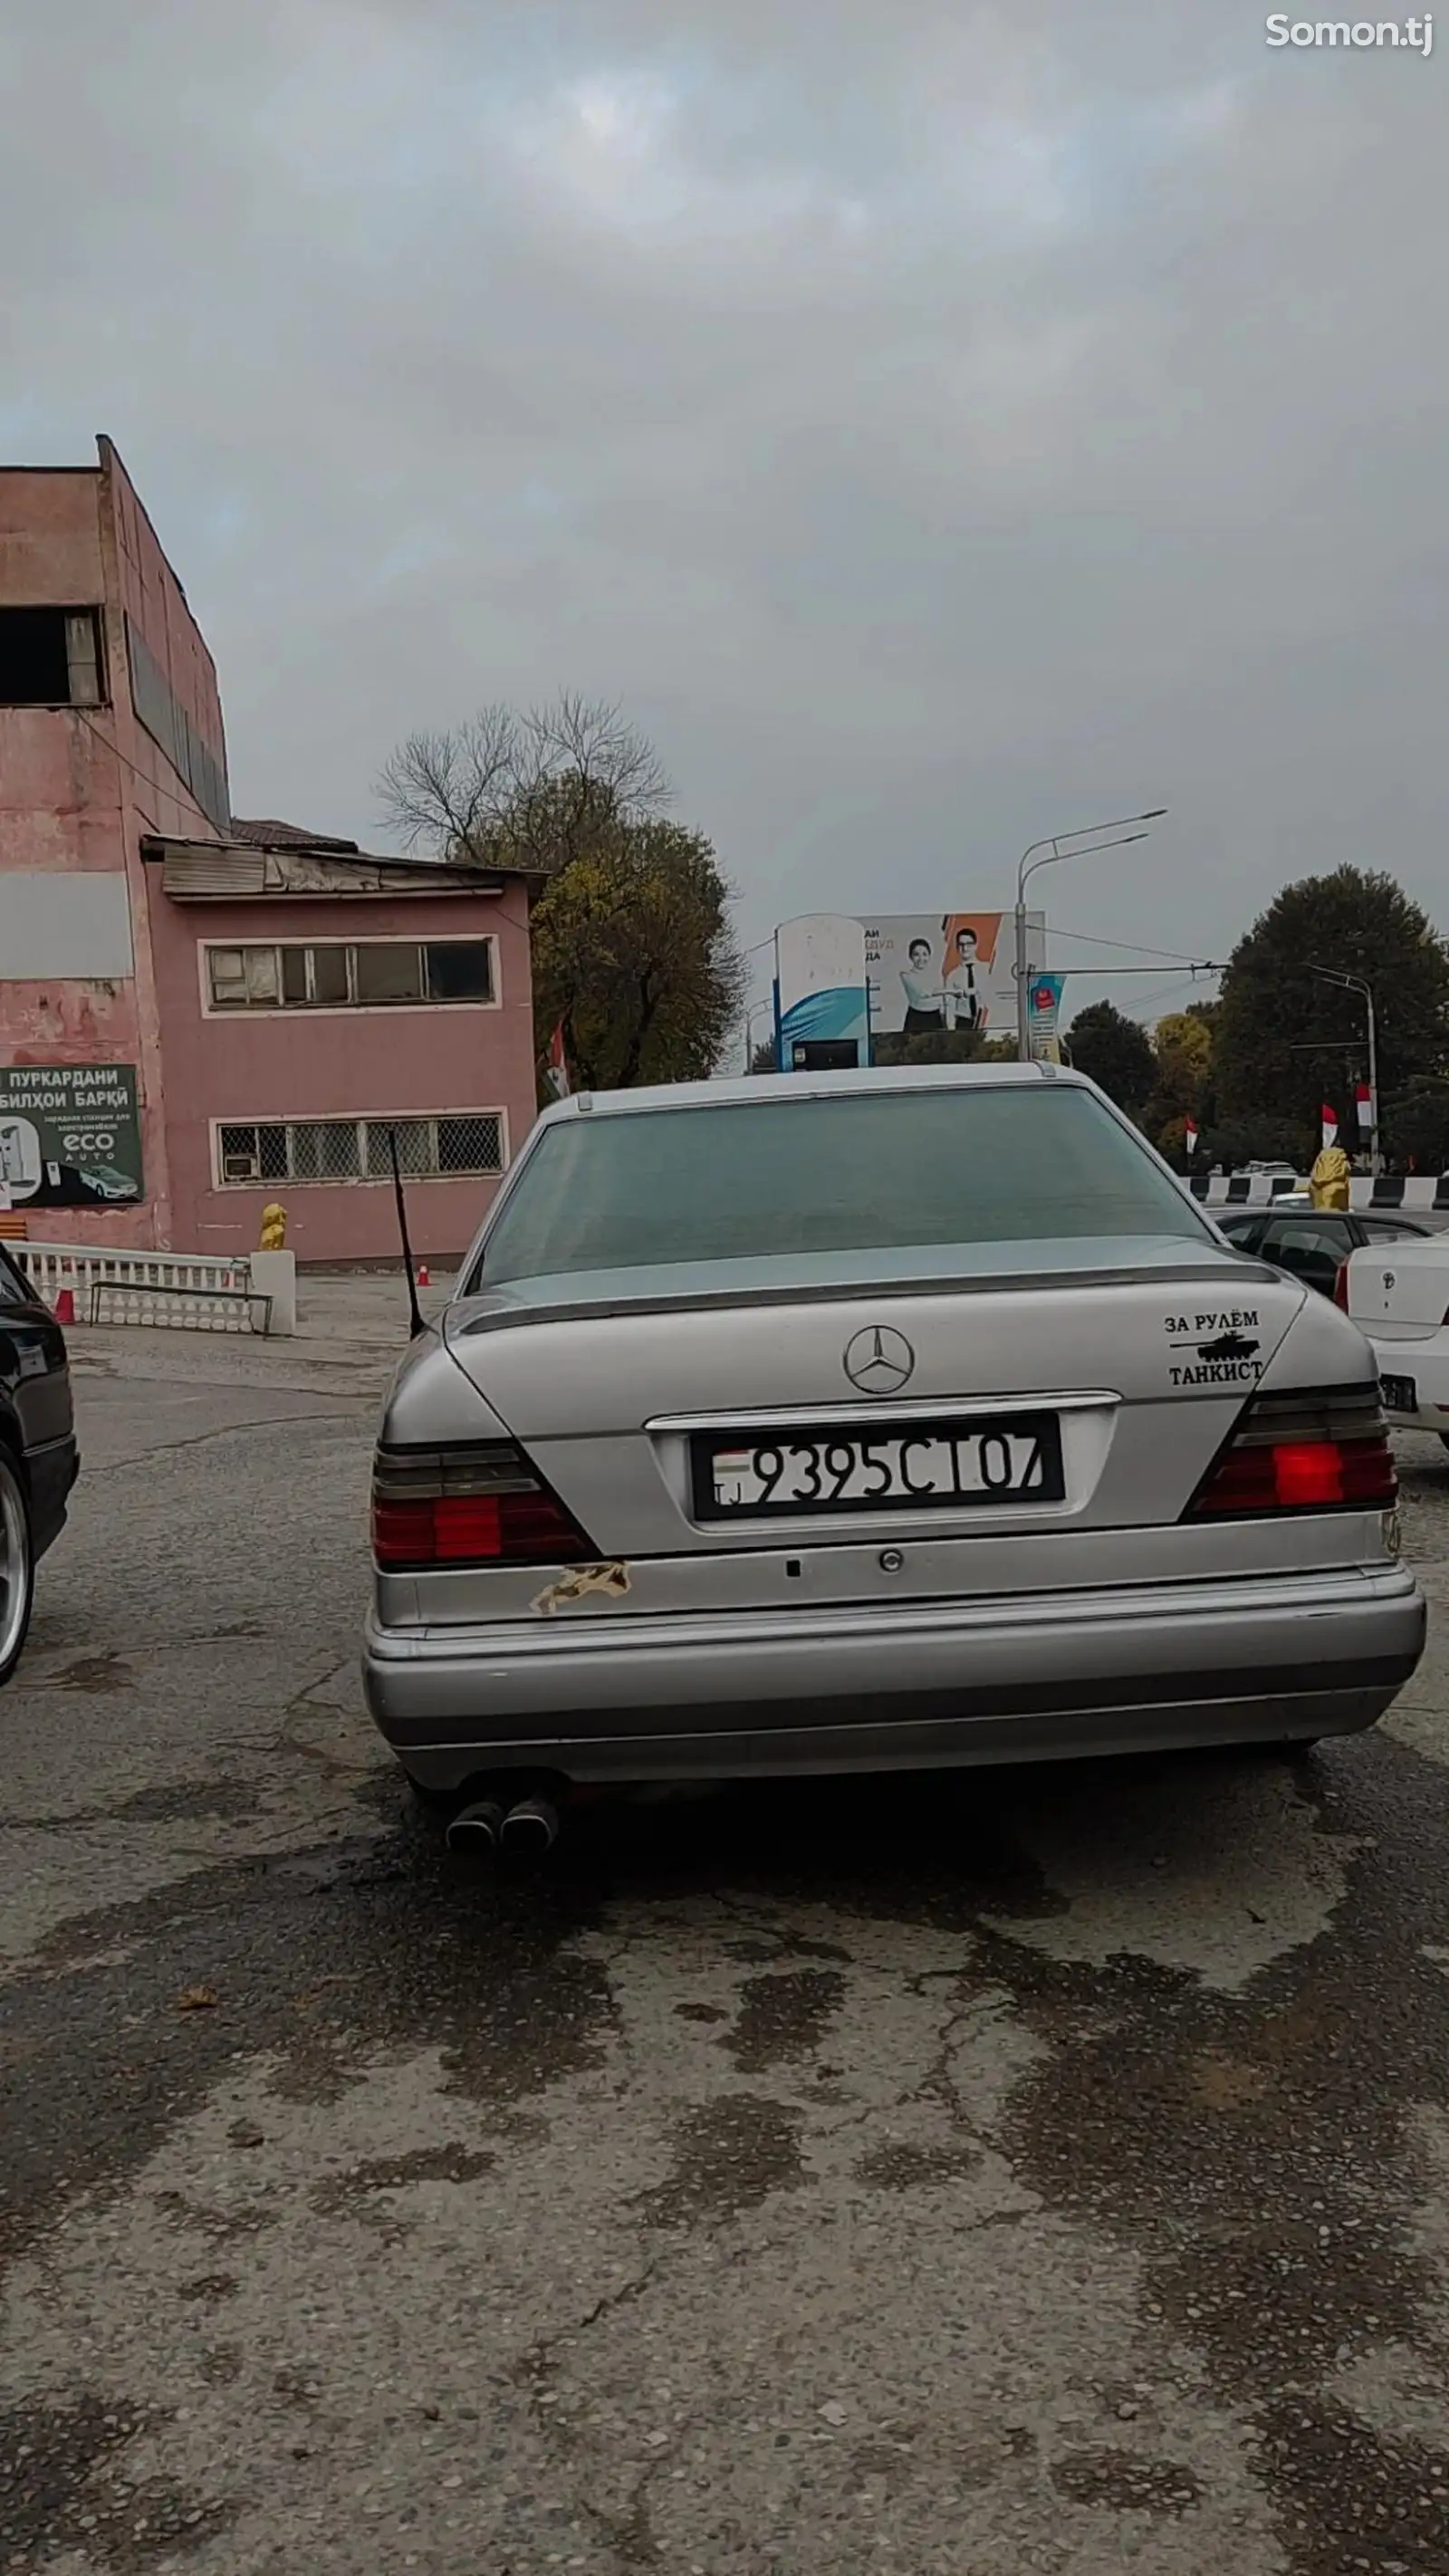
{"left": 3, "top": 1289, "right": 1449, "bottom": 2576}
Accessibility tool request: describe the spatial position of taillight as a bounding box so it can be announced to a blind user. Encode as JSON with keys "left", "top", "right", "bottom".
{"left": 1333, "top": 1262, "right": 1350, "bottom": 1312}
{"left": 1187, "top": 1383, "right": 1396, "bottom": 1517}
{"left": 371, "top": 1442, "right": 597, "bottom": 1568}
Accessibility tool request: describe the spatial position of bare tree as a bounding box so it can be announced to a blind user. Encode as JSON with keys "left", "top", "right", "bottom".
{"left": 523, "top": 694, "right": 669, "bottom": 819}
{"left": 375, "top": 706, "right": 521, "bottom": 855}
{"left": 376, "top": 695, "right": 671, "bottom": 874}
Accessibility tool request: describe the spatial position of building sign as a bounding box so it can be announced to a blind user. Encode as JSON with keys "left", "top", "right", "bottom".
{"left": 859, "top": 912, "right": 1045, "bottom": 1039}
{"left": 0, "top": 1065, "right": 144, "bottom": 1209}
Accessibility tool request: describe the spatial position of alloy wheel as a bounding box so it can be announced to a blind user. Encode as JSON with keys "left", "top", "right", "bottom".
{"left": 0, "top": 1453, "right": 34, "bottom": 1683}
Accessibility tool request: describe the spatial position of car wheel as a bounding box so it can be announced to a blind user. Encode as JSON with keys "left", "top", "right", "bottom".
{"left": 0, "top": 1447, "right": 35, "bottom": 1689}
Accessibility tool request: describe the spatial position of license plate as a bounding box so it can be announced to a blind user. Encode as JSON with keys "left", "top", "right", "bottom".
{"left": 692, "top": 1412, "right": 1065, "bottom": 1520}
{"left": 1380, "top": 1373, "right": 1417, "bottom": 1415}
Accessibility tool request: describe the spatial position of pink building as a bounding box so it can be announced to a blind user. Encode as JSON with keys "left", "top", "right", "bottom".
{"left": 1, "top": 437, "right": 538, "bottom": 1261}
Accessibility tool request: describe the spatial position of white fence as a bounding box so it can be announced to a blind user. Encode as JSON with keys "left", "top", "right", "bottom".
{"left": 20, "top": 1243, "right": 296, "bottom": 1336}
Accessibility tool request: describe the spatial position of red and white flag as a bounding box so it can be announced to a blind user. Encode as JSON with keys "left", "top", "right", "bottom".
{"left": 1321, "top": 1103, "right": 1339, "bottom": 1150}
{"left": 544, "top": 1021, "right": 571, "bottom": 1101}
{"left": 1184, "top": 1118, "right": 1199, "bottom": 1159}
{"left": 1355, "top": 1081, "right": 1374, "bottom": 1134}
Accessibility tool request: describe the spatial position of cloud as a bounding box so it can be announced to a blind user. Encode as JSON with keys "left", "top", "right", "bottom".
{"left": 4, "top": 0, "right": 1445, "bottom": 1012}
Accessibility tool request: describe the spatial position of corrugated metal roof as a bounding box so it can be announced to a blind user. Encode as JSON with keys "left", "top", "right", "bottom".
{"left": 228, "top": 817, "right": 360, "bottom": 851}
{"left": 160, "top": 845, "right": 266, "bottom": 898}
{"left": 145, "top": 837, "right": 507, "bottom": 900}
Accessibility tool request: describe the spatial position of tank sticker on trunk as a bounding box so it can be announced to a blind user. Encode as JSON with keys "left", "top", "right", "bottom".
{"left": 531, "top": 1562, "right": 632, "bottom": 1618}
{"left": 1163, "top": 1308, "right": 1264, "bottom": 1389}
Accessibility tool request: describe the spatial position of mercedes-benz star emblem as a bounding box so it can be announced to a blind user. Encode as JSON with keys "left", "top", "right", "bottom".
{"left": 843, "top": 1325, "right": 916, "bottom": 1395}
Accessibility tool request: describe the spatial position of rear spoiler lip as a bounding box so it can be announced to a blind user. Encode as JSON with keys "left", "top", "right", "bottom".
{"left": 443, "top": 1260, "right": 1291, "bottom": 1341}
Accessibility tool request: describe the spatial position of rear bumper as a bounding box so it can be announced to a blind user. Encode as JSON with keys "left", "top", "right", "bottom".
{"left": 1365, "top": 1332, "right": 1449, "bottom": 1430}
{"left": 362, "top": 1561, "right": 1426, "bottom": 1789}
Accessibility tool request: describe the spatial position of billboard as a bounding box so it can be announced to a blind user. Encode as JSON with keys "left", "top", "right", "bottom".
{"left": 860, "top": 913, "right": 1044, "bottom": 1041}
{"left": 0, "top": 1064, "right": 144, "bottom": 1210}
{"left": 774, "top": 916, "right": 869, "bottom": 1069}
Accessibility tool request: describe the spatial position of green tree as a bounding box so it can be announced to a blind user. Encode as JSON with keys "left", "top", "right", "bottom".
{"left": 1065, "top": 1000, "right": 1156, "bottom": 1119}
{"left": 531, "top": 821, "right": 745, "bottom": 1092}
{"left": 869, "top": 1026, "right": 1015, "bottom": 1069}
{"left": 1145, "top": 1008, "right": 1215, "bottom": 1163}
{"left": 1154, "top": 1011, "right": 1214, "bottom": 1090}
{"left": 1213, "top": 866, "right": 1449, "bottom": 1163}
{"left": 1381, "top": 1079, "right": 1449, "bottom": 1174}
{"left": 379, "top": 699, "right": 744, "bottom": 1091}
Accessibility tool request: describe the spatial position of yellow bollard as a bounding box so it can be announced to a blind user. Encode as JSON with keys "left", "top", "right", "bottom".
{"left": 259, "top": 1202, "right": 288, "bottom": 1251}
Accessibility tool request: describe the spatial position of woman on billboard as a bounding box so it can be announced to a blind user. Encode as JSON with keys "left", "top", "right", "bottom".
{"left": 898, "top": 937, "right": 945, "bottom": 1034}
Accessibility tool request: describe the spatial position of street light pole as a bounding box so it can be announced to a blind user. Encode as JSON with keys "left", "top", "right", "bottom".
{"left": 1013, "top": 811, "right": 1166, "bottom": 1062}
{"left": 743, "top": 1000, "right": 772, "bottom": 1073}
{"left": 1310, "top": 965, "right": 1381, "bottom": 1174}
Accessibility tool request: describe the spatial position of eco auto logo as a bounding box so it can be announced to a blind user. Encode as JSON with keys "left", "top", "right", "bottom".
{"left": 843, "top": 1326, "right": 916, "bottom": 1395}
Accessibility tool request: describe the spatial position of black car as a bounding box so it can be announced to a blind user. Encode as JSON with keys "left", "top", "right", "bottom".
{"left": 0, "top": 1243, "right": 80, "bottom": 1685}
{"left": 1216, "top": 1206, "right": 1433, "bottom": 1299}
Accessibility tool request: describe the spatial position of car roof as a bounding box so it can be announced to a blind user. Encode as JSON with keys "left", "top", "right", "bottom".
{"left": 1222, "top": 1204, "right": 1344, "bottom": 1226}
{"left": 539, "top": 1062, "right": 1080, "bottom": 1125}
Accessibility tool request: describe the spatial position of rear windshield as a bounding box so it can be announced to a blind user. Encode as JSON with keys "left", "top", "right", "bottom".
{"left": 470, "top": 1084, "right": 1208, "bottom": 1286}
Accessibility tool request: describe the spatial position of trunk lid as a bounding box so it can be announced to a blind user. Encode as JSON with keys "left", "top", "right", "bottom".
{"left": 439, "top": 1235, "right": 1306, "bottom": 1555}
{"left": 1346, "top": 1239, "right": 1449, "bottom": 1341}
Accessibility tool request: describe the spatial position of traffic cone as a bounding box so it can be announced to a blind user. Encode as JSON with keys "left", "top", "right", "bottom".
{"left": 54, "top": 1287, "right": 76, "bottom": 1327}
{"left": 416, "top": 1263, "right": 430, "bottom": 1289}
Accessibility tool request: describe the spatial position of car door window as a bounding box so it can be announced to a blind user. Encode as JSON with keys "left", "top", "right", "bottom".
{"left": 1258, "top": 1217, "right": 1350, "bottom": 1295}
{"left": 1219, "top": 1217, "right": 1264, "bottom": 1253}
{"left": 1360, "top": 1219, "right": 1428, "bottom": 1243}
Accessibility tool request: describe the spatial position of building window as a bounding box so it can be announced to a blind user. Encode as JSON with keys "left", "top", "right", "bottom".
{"left": 209, "top": 947, "right": 281, "bottom": 1007}
{"left": 205, "top": 938, "right": 494, "bottom": 1011}
{"left": 216, "top": 1113, "right": 505, "bottom": 1187}
{"left": 0, "top": 607, "right": 105, "bottom": 707}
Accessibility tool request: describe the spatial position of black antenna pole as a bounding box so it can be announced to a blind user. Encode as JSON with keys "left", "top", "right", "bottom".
{"left": 389, "top": 1126, "right": 427, "bottom": 1340}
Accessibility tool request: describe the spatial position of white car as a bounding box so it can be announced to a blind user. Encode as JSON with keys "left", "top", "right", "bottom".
{"left": 1342, "top": 1237, "right": 1449, "bottom": 1447}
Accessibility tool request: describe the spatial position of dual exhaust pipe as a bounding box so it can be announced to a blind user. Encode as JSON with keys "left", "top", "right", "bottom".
{"left": 446, "top": 1795, "right": 559, "bottom": 1859}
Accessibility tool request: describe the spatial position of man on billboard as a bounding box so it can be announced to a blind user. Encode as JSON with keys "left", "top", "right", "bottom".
{"left": 943, "top": 922, "right": 984, "bottom": 1031}
{"left": 899, "top": 937, "right": 945, "bottom": 1034}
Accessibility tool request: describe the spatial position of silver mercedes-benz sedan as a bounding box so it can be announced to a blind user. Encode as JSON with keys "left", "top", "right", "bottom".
{"left": 362, "top": 1062, "right": 1424, "bottom": 1810}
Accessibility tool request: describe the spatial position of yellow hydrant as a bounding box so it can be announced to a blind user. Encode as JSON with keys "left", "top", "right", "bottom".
{"left": 1309, "top": 1146, "right": 1351, "bottom": 1213}
{"left": 259, "top": 1202, "right": 288, "bottom": 1251}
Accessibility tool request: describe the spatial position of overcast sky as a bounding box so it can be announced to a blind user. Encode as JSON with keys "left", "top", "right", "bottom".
{"left": 5, "top": 1, "right": 1444, "bottom": 1020}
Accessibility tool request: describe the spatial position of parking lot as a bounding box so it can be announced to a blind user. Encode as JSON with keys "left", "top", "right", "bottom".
{"left": 4, "top": 1277, "right": 1449, "bottom": 2576}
